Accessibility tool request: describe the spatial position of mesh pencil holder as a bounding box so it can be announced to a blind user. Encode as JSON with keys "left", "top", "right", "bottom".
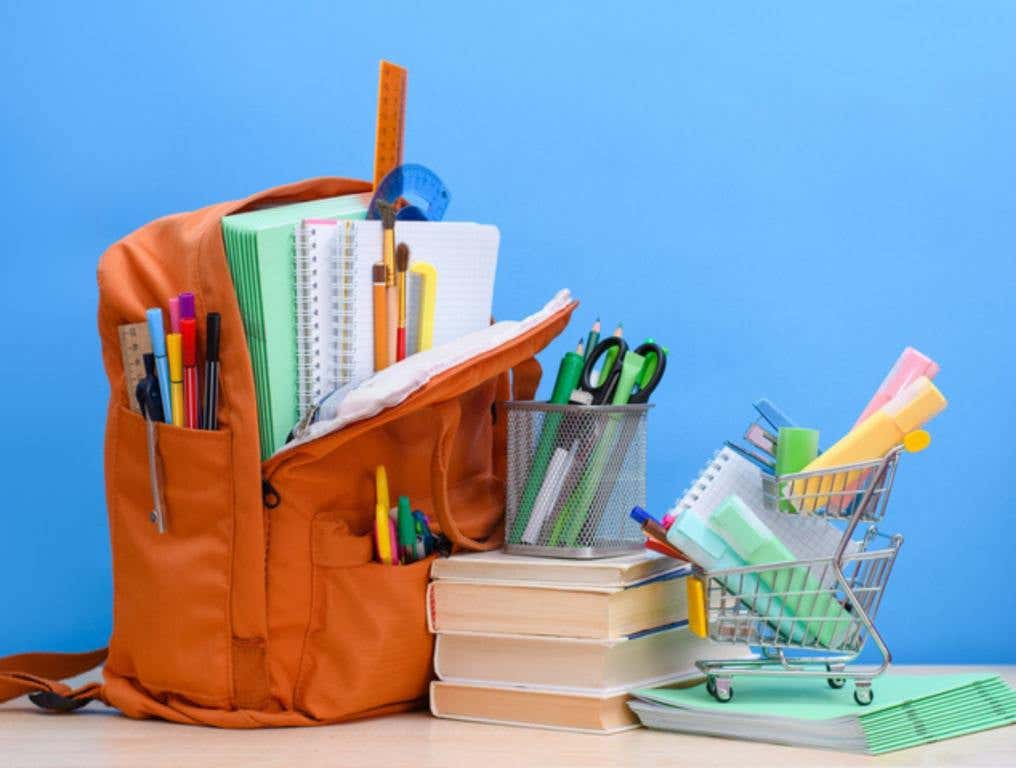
{"left": 503, "top": 401, "right": 650, "bottom": 559}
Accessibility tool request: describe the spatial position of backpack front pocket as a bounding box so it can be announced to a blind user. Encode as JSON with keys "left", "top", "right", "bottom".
{"left": 106, "top": 406, "right": 235, "bottom": 707}
{"left": 294, "top": 517, "right": 434, "bottom": 720}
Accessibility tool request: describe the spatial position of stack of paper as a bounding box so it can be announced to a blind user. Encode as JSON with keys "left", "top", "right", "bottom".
{"left": 629, "top": 673, "right": 1016, "bottom": 754}
{"left": 221, "top": 194, "right": 370, "bottom": 459}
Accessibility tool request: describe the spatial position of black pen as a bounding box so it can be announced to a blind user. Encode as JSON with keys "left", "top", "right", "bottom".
{"left": 202, "top": 312, "right": 221, "bottom": 430}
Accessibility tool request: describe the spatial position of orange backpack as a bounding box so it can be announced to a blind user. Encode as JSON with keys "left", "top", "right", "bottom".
{"left": 0, "top": 177, "right": 575, "bottom": 726}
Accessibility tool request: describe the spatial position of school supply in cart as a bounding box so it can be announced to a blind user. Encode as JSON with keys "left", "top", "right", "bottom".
{"left": 793, "top": 376, "right": 945, "bottom": 513}
{"left": 629, "top": 673, "right": 1016, "bottom": 754}
{"left": 659, "top": 358, "right": 948, "bottom": 705}
{"left": 854, "top": 346, "right": 939, "bottom": 427}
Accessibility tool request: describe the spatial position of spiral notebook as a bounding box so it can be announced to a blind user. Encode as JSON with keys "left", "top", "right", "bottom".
{"left": 222, "top": 193, "right": 370, "bottom": 460}
{"left": 295, "top": 219, "right": 360, "bottom": 415}
{"left": 293, "top": 220, "right": 499, "bottom": 415}
{"left": 670, "top": 446, "right": 847, "bottom": 561}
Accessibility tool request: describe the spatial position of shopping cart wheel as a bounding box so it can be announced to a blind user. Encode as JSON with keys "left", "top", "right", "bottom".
{"left": 826, "top": 664, "right": 846, "bottom": 689}
{"left": 853, "top": 685, "right": 873, "bottom": 706}
{"left": 713, "top": 678, "right": 733, "bottom": 703}
{"left": 705, "top": 676, "right": 717, "bottom": 697}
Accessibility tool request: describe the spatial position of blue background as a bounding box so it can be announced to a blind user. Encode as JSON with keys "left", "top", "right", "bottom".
{"left": 2, "top": 2, "right": 1013, "bottom": 662}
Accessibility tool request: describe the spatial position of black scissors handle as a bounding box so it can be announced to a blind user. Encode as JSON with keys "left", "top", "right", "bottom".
{"left": 579, "top": 337, "right": 628, "bottom": 405}
{"left": 628, "top": 342, "right": 667, "bottom": 404}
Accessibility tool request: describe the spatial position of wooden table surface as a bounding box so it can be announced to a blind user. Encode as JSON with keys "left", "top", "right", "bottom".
{"left": 2, "top": 666, "right": 1013, "bottom": 767}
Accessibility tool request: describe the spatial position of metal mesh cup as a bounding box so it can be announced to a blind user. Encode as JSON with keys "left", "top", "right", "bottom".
{"left": 503, "top": 401, "right": 649, "bottom": 558}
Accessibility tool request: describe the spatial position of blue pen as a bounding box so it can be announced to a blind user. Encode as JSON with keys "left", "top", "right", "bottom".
{"left": 146, "top": 308, "right": 174, "bottom": 424}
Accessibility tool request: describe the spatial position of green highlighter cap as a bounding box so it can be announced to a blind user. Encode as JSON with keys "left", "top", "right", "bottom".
{"left": 397, "top": 496, "right": 416, "bottom": 562}
{"left": 551, "top": 351, "right": 585, "bottom": 404}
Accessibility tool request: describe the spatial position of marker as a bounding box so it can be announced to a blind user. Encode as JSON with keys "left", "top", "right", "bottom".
{"left": 397, "top": 495, "right": 416, "bottom": 563}
{"left": 597, "top": 322, "right": 623, "bottom": 386}
{"left": 202, "top": 313, "right": 221, "bottom": 430}
{"left": 145, "top": 308, "right": 173, "bottom": 424}
{"left": 180, "top": 317, "right": 199, "bottom": 429}
{"left": 166, "top": 332, "right": 184, "bottom": 428}
{"left": 178, "top": 292, "right": 196, "bottom": 320}
{"left": 168, "top": 297, "right": 181, "bottom": 334}
{"left": 584, "top": 319, "right": 601, "bottom": 362}
{"left": 631, "top": 507, "right": 691, "bottom": 560}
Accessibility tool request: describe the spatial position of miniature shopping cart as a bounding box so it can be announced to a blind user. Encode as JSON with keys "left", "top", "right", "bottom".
{"left": 687, "top": 446, "right": 909, "bottom": 706}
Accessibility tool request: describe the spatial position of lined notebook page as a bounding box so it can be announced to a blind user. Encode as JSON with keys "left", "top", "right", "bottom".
{"left": 347, "top": 221, "right": 500, "bottom": 383}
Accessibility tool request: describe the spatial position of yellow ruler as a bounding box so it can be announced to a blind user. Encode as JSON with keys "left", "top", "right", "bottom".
{"left": 373, "top": 60, "right": 407, "bottom": 189}
{"left": 118, "top": 321, "right": 152, "bottom": 412}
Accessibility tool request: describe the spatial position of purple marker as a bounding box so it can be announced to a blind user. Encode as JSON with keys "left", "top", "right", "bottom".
{"left": 179, "top": 291, "right": 196, "bottom": 320}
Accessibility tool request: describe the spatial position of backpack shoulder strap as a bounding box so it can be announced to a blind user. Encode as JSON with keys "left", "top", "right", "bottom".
{"left": 0, "top": 648, "right": 107, "bottom": 711}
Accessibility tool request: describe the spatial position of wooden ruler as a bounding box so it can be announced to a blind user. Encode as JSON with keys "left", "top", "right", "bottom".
{"left": 118, "top": 321, "right": 152, "bottom": 412}
{"left": 373, "top": 60, "right": 407, "bottom": 189}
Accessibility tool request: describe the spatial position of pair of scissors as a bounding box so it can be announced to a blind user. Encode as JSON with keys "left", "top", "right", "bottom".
{"left": 579, "top": 337, "right": 667, "bottom": 404}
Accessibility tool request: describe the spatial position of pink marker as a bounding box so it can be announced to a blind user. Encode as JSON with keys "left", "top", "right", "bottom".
{"left": 168, "top": 296, "right": 181, "bottom": 333}
{"left": 854, "top": 347, "right": 940, "bottom": 427}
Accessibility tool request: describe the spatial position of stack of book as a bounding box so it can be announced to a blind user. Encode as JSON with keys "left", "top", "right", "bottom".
{"left": 427, "top": 550, "right": 747, "bottom": 733}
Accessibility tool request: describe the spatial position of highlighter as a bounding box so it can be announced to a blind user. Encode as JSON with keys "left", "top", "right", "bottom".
{"left": 508, "top": 341, "right": 586, "bottom": 543}
{"left": 397, "top": 495, "right": 416, "bottom": 563}
{"left": 855, "top": 347, "right": 940, "bottom": 427}
{"left": 145, "top": 308, "right": 174, "bottom": 424}
{"left": 409, "top": 261, "right": 437, "bottom": 352}
{"left": 796, "top": 376, "right": 946, "bottom": 510}
{"left": 611, "top": 350, "right": 646, "bottom": 405}
{"left": 180, "top": 317, "right": 199, "bottom": 429}
{"left": 166, "top": 332, "right": 185, "bottom": 428}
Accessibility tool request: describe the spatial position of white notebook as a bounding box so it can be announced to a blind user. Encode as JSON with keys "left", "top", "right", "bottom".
{"left": 293, "top": 220, "right": 499, "bottom": 418}
{"left": 670, "top": 446, "right": 848, "bottom": 561}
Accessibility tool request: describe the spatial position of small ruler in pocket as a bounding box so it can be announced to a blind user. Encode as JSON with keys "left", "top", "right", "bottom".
{"left": 373, "top": 60, "right": 407, "bottom": 188}
{"left": 118, "top": 321, "right": 152, "bottom": 412}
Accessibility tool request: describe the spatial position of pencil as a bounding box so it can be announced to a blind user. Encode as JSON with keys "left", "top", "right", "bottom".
{"left": 380, "top": 203, "right": 398, "bottom": 366}
{"left": 396, "top": 243, "right": 409, "bottom": 361}
{"left": 372, "top": 263, "right": 388, "bottom": 371}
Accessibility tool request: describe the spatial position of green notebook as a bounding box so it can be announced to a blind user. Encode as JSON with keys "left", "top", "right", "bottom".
{"left": 630, "top": 673, "right": 1016, "bottom": 754}
{"left": 222, "top": 194, "right": 370, "bottom": 459}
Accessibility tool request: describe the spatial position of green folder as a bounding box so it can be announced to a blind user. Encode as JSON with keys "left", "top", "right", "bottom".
{"left": 631, "top": 673, "right": 1016, "bottom": 754}
{"left": 222, "top": 194, "right": 370, "bottom": 459}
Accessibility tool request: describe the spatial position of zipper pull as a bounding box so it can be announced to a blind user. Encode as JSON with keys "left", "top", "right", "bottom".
{"left": 262, "top": 478, "right": 281, "bottom": 509}
{"left": 433, "top": 533, "right": 453, "bottom": 558}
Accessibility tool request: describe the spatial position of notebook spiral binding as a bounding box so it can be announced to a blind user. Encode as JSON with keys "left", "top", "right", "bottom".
{"left": 294, "top": 221, "right": 322, "bottom": 418}
{"left": 295, "top": 220, "right": 358, "bottom": 420}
